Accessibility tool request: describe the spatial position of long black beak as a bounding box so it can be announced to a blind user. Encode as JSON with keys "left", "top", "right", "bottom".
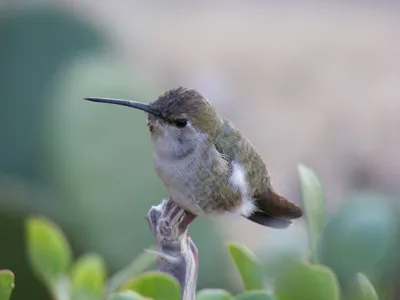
{"left": 84, "top": 97, "right": 161, "bottom": 116}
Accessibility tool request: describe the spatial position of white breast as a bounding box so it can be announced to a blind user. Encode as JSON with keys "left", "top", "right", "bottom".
{"left": 152, "top": 132, "right": 208, "bottom": 216}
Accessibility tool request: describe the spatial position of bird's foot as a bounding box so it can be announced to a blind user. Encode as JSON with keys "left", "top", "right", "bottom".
{"left": 156, "top": 201, "right": 196, "bottom": 241}
{"left": 146, "top": 199, "right": 197, "bottom": 242}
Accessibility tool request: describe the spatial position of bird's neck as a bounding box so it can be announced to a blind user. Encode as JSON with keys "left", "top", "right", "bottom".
{"left": 152, "top": 132, "right": 209, "bottom": 162}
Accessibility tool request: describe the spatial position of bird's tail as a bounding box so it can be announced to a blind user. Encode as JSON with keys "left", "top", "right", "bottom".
{"left": 246, "top": 189, "right": 303, "bottom": 229}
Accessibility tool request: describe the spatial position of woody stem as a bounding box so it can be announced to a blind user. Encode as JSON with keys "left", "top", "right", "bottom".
{"left": 146, "top": 200, "right": 198, "bottom": 300}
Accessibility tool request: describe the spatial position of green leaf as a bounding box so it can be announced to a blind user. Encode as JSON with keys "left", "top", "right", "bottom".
{"left": 298, "top": 164, "right": 325, "bottom": 263}
{"left": 234, "top": 291, "right": 275, "bottom": 300}
{"left": 71, "top": 253, "right": 107, "bottom": 299}
{"left": 26, "top": 216, "right": 72, "bottom": 285}
{"left": 344, "top": 273, "right": 379, "bottom": 300}
{"left": 275, "top": 260, "right": 339, "bottom": 300}
{"left": 0, "top": 270, "right": 15, "bottom": 300}
{"left": 196, "top": 289, "right": 233, "bottom": 300}
{"left": 105, "top": 248, "right": 156, "bottom": 296}
{"left": 318, "top": 192, "right": 398, "bottom": 285}
{"left": 122, "top": 271, "right": 180, "bottom": 300}
{"left": 108, "top": 291, "right": 147, "bottom": 300}
{"left": 227, "top": 243, "right": 264, "bottom": 291}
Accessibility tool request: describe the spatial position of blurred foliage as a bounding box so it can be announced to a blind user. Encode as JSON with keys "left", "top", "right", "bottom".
{"left": 104, "top": 250, "right": 155, "bottom": 296}
{"left": 196, "top": 289, "right": 233, "bottom": 300}
{"left": 5, "top": 164, "right": 395, "bottom": 299}
{"left": 0, "top": 270, "right": 15, "bottom": 300}
{"left": 318, "top": 191, "right": 400, "bottom": 298}
{"left": 107, "top": 291, "right": 145, "bottom": 300}
{"left": 298, "top": 164, "right": 325, "bottom": 263}
{"left": 0, "top": 5, "right": 105, "bottom": 300}
{"left": 343, "top": 273, "right": 379, "bottom": 300}
{"left": 0, "top": 6, "right": 104, "bottom": 185}
{"left": 26, "top": 217, "right": 71, "bottom": 289}
{"left": 234, "top": 291, "right": 275, "bottom": 300}
{"left": 227, "top": 244, "right": 264, "bottom": 291}
{"left": 122, "top": 272, "right": 180, "bottom": 300}
{"left": 274, "top": 260, "right": 339, "bottom": 300}
{"left": 70, "top": 253, "right": 107, "bottom": 300}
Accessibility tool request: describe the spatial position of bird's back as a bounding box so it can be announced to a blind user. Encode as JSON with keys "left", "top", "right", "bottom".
{"left": 213, "top": 120, "right": 271, "bottom": 192}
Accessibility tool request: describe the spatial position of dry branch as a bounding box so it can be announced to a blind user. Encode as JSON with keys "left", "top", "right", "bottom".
{"left": 146, "top": 200, "right": 198, "bottom": 300}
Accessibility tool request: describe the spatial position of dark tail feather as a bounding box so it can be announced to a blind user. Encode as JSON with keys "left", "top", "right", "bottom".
{"left": 246, "top": 211, "right": 292, "bottom": 229}
{"left": 256, "top": 189, "right": 303, "bottom": 219}
{"left": 246, "top": 188, "right": 303, "bottom": 229}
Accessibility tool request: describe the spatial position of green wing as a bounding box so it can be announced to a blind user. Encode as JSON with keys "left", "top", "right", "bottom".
{"left": 213, "top": 120, "right": 239, "bottom": 164}
{"left": 214, "top": 120, "right": 303, "bottom": 228}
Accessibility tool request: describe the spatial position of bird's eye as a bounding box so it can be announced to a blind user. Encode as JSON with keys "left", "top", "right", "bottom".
{"left": 174, "top": 119, "right": 188, "bottom": 128}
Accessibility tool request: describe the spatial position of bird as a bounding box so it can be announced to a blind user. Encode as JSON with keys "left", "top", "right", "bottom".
{"left": 85, "top": 87, "right": 302, "bottom": 228}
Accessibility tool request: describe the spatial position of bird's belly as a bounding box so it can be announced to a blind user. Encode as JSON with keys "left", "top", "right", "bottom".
{"left": 166, "top": 185, "right": 206, "bottom": 216}
{"left": 154, "top": 156, "right": 207, "bottom": 216}
{"left": 153, "top": 150, "right": 250, "bottom": 217}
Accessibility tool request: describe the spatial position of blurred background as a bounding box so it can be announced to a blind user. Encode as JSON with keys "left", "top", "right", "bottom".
{"left": 1, "top": 1, "right": 399, "bottom": 299}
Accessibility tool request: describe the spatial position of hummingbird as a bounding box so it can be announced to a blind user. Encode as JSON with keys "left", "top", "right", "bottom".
{"left": 85, "top": 87, "right": 302, "bottom": 228}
